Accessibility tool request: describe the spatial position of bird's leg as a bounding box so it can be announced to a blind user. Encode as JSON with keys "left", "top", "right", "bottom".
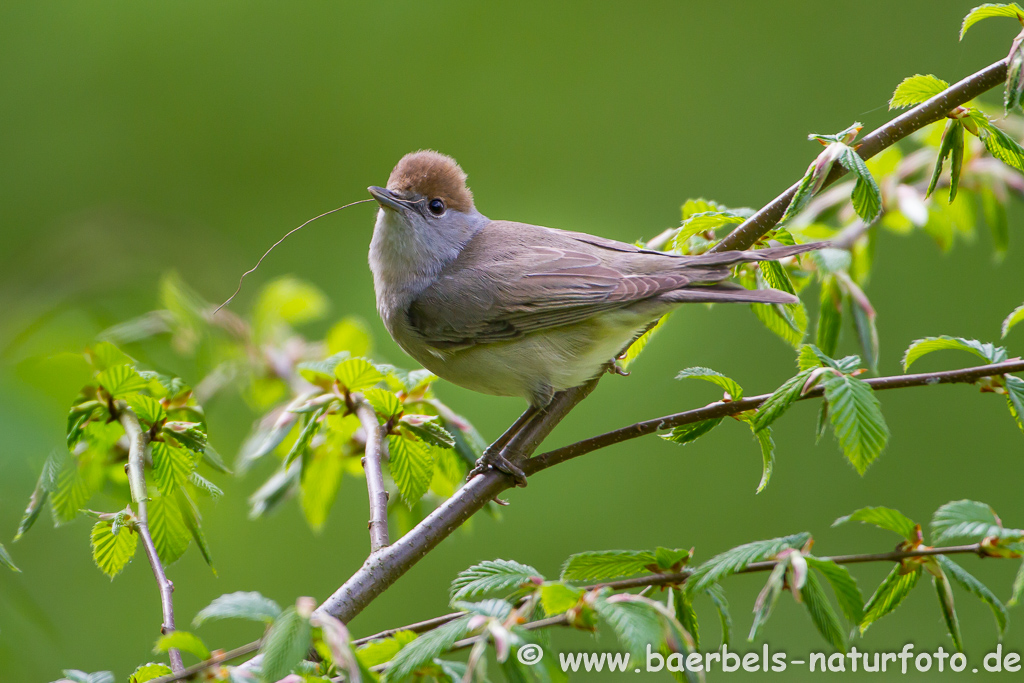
{"left": 467, "top": 405, "right": 540, "bottom": 487}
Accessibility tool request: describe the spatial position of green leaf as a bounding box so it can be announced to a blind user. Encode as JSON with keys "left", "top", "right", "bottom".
{"left": 805, "top": 557, "right": 864, "bottom": 625}
{"left": 801, "top": 570, "right": 847, "bottom": 652}
{"left": 834, "top": 506, "right": 918, "bottom": 542}
{"left": 364, "top": 388, "right": 403, "bottom": 419}
{"left": 50, "top": 456, "right": 97, "bottom": 524}
{"left": 838, "top": 147, "right": 882, "bottom": 222}
{"left": 619, "top": 316, "right": 670, "bottom": 371}
{"left": 749, "top": 562, "right": 786, "bottom": 641}
{"left": 194, "top": 591, "right": 281, "bottom": 627}
{"left": 889, "top": 74, "right": 950, "bottom": 109}
{"left": 751, "top": 368, "right": 815, "bottom": 432}
{"left": 382, "top": 616, "right": 471, "bottom": 683}
{"left": 356, "top": 630, "right": 418, "bottom": 668}
{"left": 58, "top": 670, "right": 115, "bottom": 683}
{"left": 561, "top": 549, "right": 665, "bottom": 581}
{"left": 960, "top": 3, "right": 1024, "bottom": 39}
{"left": 782, "top": 159, "right": 821, "bottom": 223}
{"left": 931, "top": 565, "right": 964, "bottom": 651}
{"left": 260, "top": 606, "right": 313, "bottom": 683}
{"left": 1, "top": 542, "right": 21, "bottom": 572}
{"left": 753, "top": 426, "right": 775, "bottom": 494}
{"left": 671, "top": 588, "right": 700, "bottom": 649}
{"left": 822, "top": 373, "right": 889, "bottom": 474}
{"left": 705, "top": 584, "right": 732, "bottom": 647}
{"left": 593, "top": 596, "right": 665, "bottom": 658}
{"left": 126, "top": 394, "right": 166, "bottom": 425}
{"left": 686, "top": 533, "right": 811, "bottom": 595}
{"left": 188, "top": 472, "right": 223, "bottom": 500}
{"left": 96, "top": 364, "right": 149, "bottom": 398}
{"left": 300, "top": 446, "right": 344, "bottom": 532}
{"left": 541, "top": 583, "right": 584, "bottom": 616}
{"left": 284, "top": 406, "right": 327, "bottom": 467}
{"left": 927, "top": 120, "right": 966, "bottom": 202}
{"left": 1006, "top": 374, "right": 1024, "bottom": 434}
{"left": 388, "top": 434, "right": 435, "bottom": 506}
{"left": 148, "top": 494, "right": 191, "bottom": 566}
{"left": 128, "top": 663, "right": 173, "bottom": 683}
{"left": 902, "top": 335, "right": 1007, "bottom": 370}
{"left": 151, "top": 442, "right": 196, "bottom": 494}
{"left": 860, "top": 565, "right": 921, "bottom": 633}
{"left": 973, "top": 110, "right": 1024, "bottom": 174}
{"left": 936, "top": 555, "right": 1008, "bottom": 639}
{"left": 401, "top": 416, "right": 456, "bottom": 449}
{"left": 816, "top": 277, "right": 843, "bottom": 358}
{"left": 90, "top": 520, "right": 137, "bottom": 579}
{"left": 297, "top": 351, "right": 351, "bottom": 386}
{"left": 335, "top": 358, "right": 385, "bottom": 393}
{"left": 16, "top": 450, "right": 62, "bottom": 539}
{"left": 1009, "top": 560, "right": 1024, "bottom": 606}
{"left": 931, "top": 499, "right": 1024, "bottom": 543}
{"left": 675, "top": 366, "right": 743, "bottom": 399}
{"left": 327, "top": 317, "right": 373, "bottom": 357}
{"left": 848, "top": 288, "right": 880, "bottom": 373}
{"left": 154, "top": 630, "right": 211, "bottom": 661}
{"left": 1003, "top": 303, "right": 1024, "bottom": 338}
{"left": 660, "top": 417, "right": 723, "bottom": 445}
{"left": 450, "top": 559, "right": 543, "bottom": 601}
{"left": 253, "top": 276, "right": 328, "bottom": 339}
{"left": 176, "top": 490, "right": 215, "bottom": 572}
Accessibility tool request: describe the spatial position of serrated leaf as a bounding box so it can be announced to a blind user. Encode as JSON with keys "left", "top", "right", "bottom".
{"left": 860, "top": 565, "right": 921, "bottom": 633}
{"left": 973, "top": 110, "right": 1024, "bottom": 173}
{"left": 151, "top": 442, "right": 196, "bottom": 494}
{"left": 705, "top": 584, "right": 732, "bottom": 647}
{"left": 800, "top": 570, "right": 846, "bottom": 651}
{"left": 822, "top": 373, "right": 888, "bottom": 474}
{"left": 749, "top": 562, "right": 786, "bottom": 641}
{"left": 1, "top": 542, "right": 20, "bottom": 572}
{"left": 805, "top": 557, "right": 864, "bottom": 625}
{"left": 188, "top": 472, "right": 223, "bottom": 499}
{"left": 834, "top": 506, "right": 918, "bottom": 541}
{"left": 155, "top": 630, "right": 211, "bottom": 661}
{"left": 816, "top": 277, "right": 843, "bottom": 358}
{"left": 126, "top": 394, "right": 166, "bottom": 425}
{"left": 751, "top": 368, "right": 815, "bottom": 432}
{"left": 750, "top": 266, "right": 807, "bottom": 348}
{"left": 388, "top": 434, "right": 434, "bottom": 506}
{"left": 561, "top": 550, "right": 662, "bottom": 581}
{"left": 382, "top": 616, "right": 471, "bottom": 683}
{"left": 1009, "top": 560, "right": 1024, "bottom": 606}
{"left": 50, "top": 458, "right": 98, "bottom": 525}
{"left": 889, "top": 74, "right": 950, "bottom": 109}
{"left": 297, "top": 351, "right": 351, "bottom": 386}
{"left": 364, "top": 388, "right": 403, "bottom": 419}
{"left": 936, "top": 555, "right": 1008, "bottom": 639}
{"left": 129, "top": 663, "right": 173, "bottom": 683}
{"left": 902, "top": 335, "right": 1007, "bottom": 370}
{"left": 175, "top": 489, "right": 214, "bottom": 572}
{"left": 148, "top": 494, "right": 191, "bottom": 566}
{"left": 356, "top": 630, "right": 418, "bottom": 669}
{"left": 960, "top": 3, "right": 1024, "bottom": 39}
{"left": 450, "top": 559, "right": 543, "bottom": 601}
{"left": 96, "top": 364, "right": 149, "bottom": 399}
{"left": 16, "top": 451, "right": 63, "bottom": 539}
{"left": 1006, "top": 374, "right": 1024, "bottom": 434}
{"left": 260, "top": 606, "right": 312, "bottom": 683}
{"left": 284, "top": 406, "right": 326, "bottom": 467}
{"left": 541, "top": 583, "right": 583, "bottom": 616}
{"left": 686, "top": 533, "right": 811, "bottom": 596}
{"left": 593, "top": 596, "right": 665, "bottom": 659}
{"left": 753, "top": 426, "right": 775, "bottom": 494}
{"left": 660, "top": 417, "right": 723, "bottom": 445}
{"left": 193, "top": 591, "right": 282, "bottom": 627}
{"left": 671, "top": 588, "right": 700, "bottom": 649}
{"left": 1003, "top": 303, "right": 1024, "bottom": 338}
{"left": 931, "top": 499, "right": 1024, "bottom": 543}
{"left": 783, "top": 158, "right": 826, "bottom": 223}
{"left": 675, "top": 366, "right": 743, "bottom": 399}
{"left": 401, "top": 416, "right": 456, "bottom": 448}
{"left": 300, "top": 446, "right": 344, "bottom": 532}
{"left": 931, "top": 565, "right": 963, "bottom": 651}
{"left": 927, "top": 119, "right": 965, "bottom": 203}
{"left": 838, "top": 147, "right": 882, "bottom": 222}
{"left": 335, "top": 358, "right": 385, "bottom": 393}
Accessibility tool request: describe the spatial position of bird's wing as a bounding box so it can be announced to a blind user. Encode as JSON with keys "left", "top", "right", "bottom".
{"left": 405, "top": 221, "right": 739, "bottom": 347}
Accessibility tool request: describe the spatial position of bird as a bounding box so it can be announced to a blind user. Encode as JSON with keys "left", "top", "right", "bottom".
{"left": 368, "top": 150, "right": 819, "bottom": 484}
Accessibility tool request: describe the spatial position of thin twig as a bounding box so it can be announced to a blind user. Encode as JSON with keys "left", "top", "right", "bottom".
{"left": 117, "top": 406, "right": 184, "bottom": 673}
{"left": 526, "top": 359, "right": 1024, "bottom": 474}
{"left": 355, "top": 400, "right": 390, "bottom": 553}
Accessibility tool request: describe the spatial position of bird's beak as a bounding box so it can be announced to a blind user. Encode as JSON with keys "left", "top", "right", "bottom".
{"left": 368, "top": 186, "right": 407, "bottom": 212}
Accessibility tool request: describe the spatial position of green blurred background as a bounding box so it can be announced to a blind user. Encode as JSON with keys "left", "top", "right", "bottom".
{"left": 2, "top": 0, "right": 1023, "bottom": 680}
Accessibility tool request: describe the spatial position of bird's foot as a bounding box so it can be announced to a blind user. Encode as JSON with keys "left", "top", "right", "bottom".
{"left": 468, "top": 447, "right": 529, "bottom": 487}
{"left": 606, "top": 359, "right": 630, "bottom": 377}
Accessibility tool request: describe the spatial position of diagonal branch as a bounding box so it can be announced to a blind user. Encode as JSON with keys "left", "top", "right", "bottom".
{"left": 355, "top": 400, "right": 390, "bottom": 553}
{"left": 526, "top": 359, "right": 1024, "bottom": 474}
{"left": 117, "top": 406, "right": 184, "bottom": 673}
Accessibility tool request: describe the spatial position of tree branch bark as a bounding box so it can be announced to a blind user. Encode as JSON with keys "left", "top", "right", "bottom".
{"left": 117, "top": 406, "right": 184, "bottom": 673}
{"left": 355, "top": 400, "right": 390, "bottom": 553}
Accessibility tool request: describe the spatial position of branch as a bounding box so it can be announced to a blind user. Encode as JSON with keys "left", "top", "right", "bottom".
{"left": 355, "top": 400, "right": 390, "bottom": 553}
{"left": 117, "top": 406, "right": 184, "bottom": 673}
{"left": 712, "top": 59, "right": 1008, "bottom": 252}
{"left": 526, "top": 359, "right": 1024, "bottom": 474}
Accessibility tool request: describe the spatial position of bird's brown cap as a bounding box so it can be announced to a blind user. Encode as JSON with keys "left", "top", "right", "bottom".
{"left": 386, "top": 150, "right": 475, "bottom": 212}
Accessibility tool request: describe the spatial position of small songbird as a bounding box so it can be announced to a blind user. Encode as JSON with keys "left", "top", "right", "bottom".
{"left": 369, "top": 150, "right": 817, "bottom": 483}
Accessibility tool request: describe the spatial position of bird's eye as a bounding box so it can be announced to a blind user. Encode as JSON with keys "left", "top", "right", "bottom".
{"left": 428, "top": 198, "right": 445, "bottom": 215}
